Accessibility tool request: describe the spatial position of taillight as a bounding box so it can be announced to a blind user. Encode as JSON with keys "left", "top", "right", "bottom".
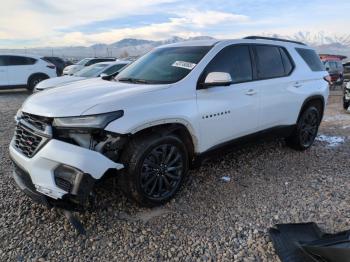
{"left": 323, "top": 75, "right": 332, "bottom": 83}
{"left": 47, "top": 63, "right": 55, "bottom": 69}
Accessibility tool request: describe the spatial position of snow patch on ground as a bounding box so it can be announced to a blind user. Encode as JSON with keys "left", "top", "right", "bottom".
{"left": 323, "top": 114, "right": 350, "bottom": 122}
{"left": 316, "top": 135, "right": 345, "bottom": 147}
{"left": 220, "top": 176, "right": 231, "bottom": 182}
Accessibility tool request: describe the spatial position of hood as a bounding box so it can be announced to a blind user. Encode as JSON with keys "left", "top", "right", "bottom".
{"left": 22, "top": 78, "right": 169, "bottom": 117}
{"left": 35, "top": 75, "right": 86, "bottom": 90}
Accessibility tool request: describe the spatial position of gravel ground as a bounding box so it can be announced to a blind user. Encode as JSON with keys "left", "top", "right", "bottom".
{"left": 0, "top": 89, "right": 349, "bottom": 261}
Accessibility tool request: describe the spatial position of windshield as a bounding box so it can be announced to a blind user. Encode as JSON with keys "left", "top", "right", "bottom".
{"left": 116, "top": 46, "right": 212, "bottom": 84}
{"left": 76, "top": 58, "right": 91, "bottom": 66}
{"left": 74, "top": 63, "right": 109, "bottom": 77}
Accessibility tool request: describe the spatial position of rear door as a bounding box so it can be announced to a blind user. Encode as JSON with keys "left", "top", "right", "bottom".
{"left": 196, "top": 45, "right": 260, "bottom": 151}
{"left": 7, "top": 55, "right": 37, "bottom": 85}
{"left": 253, "top": 45, "right": 297, "bottom": 129}
{"left": 0, "top": 56, "right": 9, "bottom": 86}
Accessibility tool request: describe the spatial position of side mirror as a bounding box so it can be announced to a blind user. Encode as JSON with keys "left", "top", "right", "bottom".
{"left": 201, "top": 72, "right": 232, "bottom": 88}
{"left": 100, "top": 72, "right": 119, "bottom": 80}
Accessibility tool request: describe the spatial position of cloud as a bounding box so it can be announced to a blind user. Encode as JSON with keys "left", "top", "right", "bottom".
{"left": 0, "top": 0, "right": 177, "bottom": 43}
{"left": 49, "top": 10, "right": 249, "bottom": 46}
{"left": 0, "top": 0, "right": 249, "bottom": 46}
{"left": 171, "top": 10, "right": 249, "bottom": 28}
{"left": 0, "top": 0, "right": 349, "bottom": 48}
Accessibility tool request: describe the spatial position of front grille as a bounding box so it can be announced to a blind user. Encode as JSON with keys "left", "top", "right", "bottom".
{"left": 14, "top": 125, "right": 43, "bottom": 157}
{"left": 22, "top": 112, "right": 52, "bottom": 131}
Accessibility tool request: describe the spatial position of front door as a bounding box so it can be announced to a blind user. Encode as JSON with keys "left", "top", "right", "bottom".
{"left": 196, "top": 45, "right": 260, "bottom": 152}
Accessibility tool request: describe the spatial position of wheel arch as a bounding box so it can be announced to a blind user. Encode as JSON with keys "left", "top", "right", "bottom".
{"left": 297, "top": 95, "right": 325, "bottom": 123}
{"left": 130, "top": 122, "right": 197, "bottom": 160}
{"left": 27, "top": 72, "right": 50, "bottom": 85}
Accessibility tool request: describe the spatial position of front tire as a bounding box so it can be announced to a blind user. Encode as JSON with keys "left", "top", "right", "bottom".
{"left": 120, "top": 134, "right": 189, "bottom": 207}
{"left": 343, "top": 100, "right": 350, "bottom": 110}
{"left": 286, "top": 106, "right": 321, "bottom": 150}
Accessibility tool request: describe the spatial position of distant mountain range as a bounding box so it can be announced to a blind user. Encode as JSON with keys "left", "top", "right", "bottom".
{"left": 265, "top": 32, "right": 350, "bottom": 59}
{"left": 1, "top": 33, "right": 349, "bottom": 60}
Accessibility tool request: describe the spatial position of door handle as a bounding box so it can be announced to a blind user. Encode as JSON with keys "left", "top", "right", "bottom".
{"left": 293, "top": 82, "right": 302, "bottom": 88}
{"left": 245, "top": 89, "right": 257, "bottom": 96}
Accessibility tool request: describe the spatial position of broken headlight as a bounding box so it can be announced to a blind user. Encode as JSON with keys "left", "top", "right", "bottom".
{"left": 53, "top": 110, "right": 123, "bottom": 129}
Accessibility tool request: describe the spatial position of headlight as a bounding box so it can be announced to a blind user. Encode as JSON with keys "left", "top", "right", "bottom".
{"left": 53, "top": 111, "right": 123, "bottom": 128}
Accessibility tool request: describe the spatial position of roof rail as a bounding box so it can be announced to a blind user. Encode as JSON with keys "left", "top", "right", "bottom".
{"left": 244, "top": 36, "right": 306, "bottom": 46}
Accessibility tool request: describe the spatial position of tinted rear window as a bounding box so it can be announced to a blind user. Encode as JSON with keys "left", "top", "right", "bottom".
{"left": 7, "top": 56, "right": 36, "bottom": 66}
{"left": 255, "top": 46, "right": 285, "bottom": 79}
{"left": 296, "top": 48, "right": 325, "bottom": 71}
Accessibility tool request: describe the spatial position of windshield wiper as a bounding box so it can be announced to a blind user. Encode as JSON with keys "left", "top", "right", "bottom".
{"left": 118, "top": 78, "right": 151, "bottom": 84}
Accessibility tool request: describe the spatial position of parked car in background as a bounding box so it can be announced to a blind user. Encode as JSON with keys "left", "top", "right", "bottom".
{"left": 343, "top": 61, "right": 350, "bottom": 81}
{"left": 42, "top": 57, "right": 66, "bottom": 76}
{"left": 0, "top": 54, "right": 57, "bottom": 91}
{"left": 343, "top": 80, "right": 350, "bottom": 110}
{"left": 35, "top": 61, "right": 130, "bottom": 92}
{"left": 62, "top": 57, "right": 116, "bottom": 75}
{"left": 320, "top": 54, "right": 346, "bottom": 85}
{"left": 10, "top": 37, "right": 329, "bottom": 210}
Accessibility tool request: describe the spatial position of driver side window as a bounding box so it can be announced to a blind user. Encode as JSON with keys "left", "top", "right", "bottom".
{"left": 204, "top": 45, "right": 253, "bottom": 84}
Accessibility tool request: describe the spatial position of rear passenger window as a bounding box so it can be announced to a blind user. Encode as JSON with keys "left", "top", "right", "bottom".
{"left": 296, "top": 48, "right": 325, "bottom": 71}
{"left": 204, "top": 45, "right": 253, "bottom": 83}
{"left": 7, "top": 56, "right": 36, "bottom": 66}
{"left": 280, "top": 48, "right": 294, "bottom": 75}
{"left": 255, "top": 46, "right": 285, "bottom": 79}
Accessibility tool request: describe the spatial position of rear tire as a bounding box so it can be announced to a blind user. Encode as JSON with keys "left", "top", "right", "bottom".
{"left": 343, "top": 100, "right": 350, "bottom": 110}
{"left": 120, "top": 134, "right": 189, "bottom": 207}
{"left": 286, "top": 106, "right": 321, "bottom": 150}
{"left": 27, "top": 75, "right": 48, "bottom": 91}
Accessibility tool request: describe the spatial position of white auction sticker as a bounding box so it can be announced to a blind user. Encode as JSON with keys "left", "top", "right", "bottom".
{"left": 172, "top": 61, "right": 196, "bottom": 70}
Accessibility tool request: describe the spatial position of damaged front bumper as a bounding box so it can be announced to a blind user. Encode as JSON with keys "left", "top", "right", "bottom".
{"left": 9, "top": 138, "right": 124, "bottom": 210}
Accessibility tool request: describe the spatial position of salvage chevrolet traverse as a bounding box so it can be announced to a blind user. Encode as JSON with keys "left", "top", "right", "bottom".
{"left": 10, "top": 37, "right": 329, "bottom": 209}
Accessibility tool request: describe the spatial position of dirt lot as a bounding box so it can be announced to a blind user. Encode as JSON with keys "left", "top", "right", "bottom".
{"left": 0, "top": 89, "right": 349, "bottom": 261}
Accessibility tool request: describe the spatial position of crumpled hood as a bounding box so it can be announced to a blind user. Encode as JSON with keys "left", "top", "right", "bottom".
{"left": 22, "top": 78, "right": 169, "bottom": 117}
{"left": 35, "top": 75, "right": 86, "bottom": 90}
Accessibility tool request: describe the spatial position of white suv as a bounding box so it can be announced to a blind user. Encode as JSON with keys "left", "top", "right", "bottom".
{"left": 10, "top": 37, "right": 329, "bottom": 209}
{"left": 0, "top": 54, "right": 57, "bottom": 91}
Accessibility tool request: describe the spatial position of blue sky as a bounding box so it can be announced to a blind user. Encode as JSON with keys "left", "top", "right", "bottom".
{"left": 0, "top": 0, "right": 349, "bottom": 48}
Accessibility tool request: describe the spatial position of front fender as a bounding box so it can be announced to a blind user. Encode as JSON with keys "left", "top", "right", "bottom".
{"left": 105, "top": 117, "right": 200, "bottom": 152}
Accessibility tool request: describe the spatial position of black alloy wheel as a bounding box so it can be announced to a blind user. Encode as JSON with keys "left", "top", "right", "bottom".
{"left": 299, "top": 108, "right": 319, "bottom": 148}
{"left": 286, "top": 106, "right": 321, "bottom": 150}
{"left": 120, "top": 134, "right": 189, "bottom": 207}
{"left": 140, "top": 144, "right": 184, "bottom": 200}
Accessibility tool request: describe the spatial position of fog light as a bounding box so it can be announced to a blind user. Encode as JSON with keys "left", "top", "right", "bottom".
{"left": 54, "top": 165, "right": 83, "bottom": 193}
